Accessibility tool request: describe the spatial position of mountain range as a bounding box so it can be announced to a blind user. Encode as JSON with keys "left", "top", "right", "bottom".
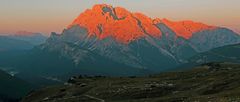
{"left": 0, "top": 31, "right": 47, "bottom": 51}
{"left": 11, "top": 31, "right": 47, "bottom": 45}
{"left": 0, "top": 4, "right": 240, "bottom": 79}
{"left": 35, "top": 4, "right": 240, "bottom": 75}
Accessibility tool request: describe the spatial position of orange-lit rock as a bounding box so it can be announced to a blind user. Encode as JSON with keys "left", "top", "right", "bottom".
{"left": 68, "top": 4, "right": 217, "bottom": 42}
{"left": 114, "top": 7, "right": 131, "bottom": 19}
{"left": 68, "top": 4, "right": 162, "bottom": 43}
{"left": 133, "top": 13, "right": 161, "bottom": 37}
{"left": 159, "top": 18, "right": 217, "bottom": 39}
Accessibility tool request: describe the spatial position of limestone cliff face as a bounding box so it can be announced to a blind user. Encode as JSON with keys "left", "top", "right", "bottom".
{"left": 68, "top": 4, "right": 219, "bottom": 43}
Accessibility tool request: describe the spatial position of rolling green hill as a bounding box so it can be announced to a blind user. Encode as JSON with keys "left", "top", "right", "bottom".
{"left": 177, "top": 43, "right": 240, "bottom": 70}
{"left": 191, "top": 43, "right": 240, "bottom": 63}
{"left": 22, "top": 62, "right": 240, "bottom": 102}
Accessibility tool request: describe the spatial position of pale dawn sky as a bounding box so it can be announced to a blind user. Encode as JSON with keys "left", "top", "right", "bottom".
{"left": 0, "top": 0, "right": 239, "bottom": 35}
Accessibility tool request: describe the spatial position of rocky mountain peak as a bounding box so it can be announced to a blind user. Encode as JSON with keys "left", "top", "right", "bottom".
{"left": 68, "top": 4, "right": 162, "bottom": 43}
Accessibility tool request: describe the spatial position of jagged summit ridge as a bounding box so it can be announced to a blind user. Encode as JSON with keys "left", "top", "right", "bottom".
{"left": 68, "top": 4, "right": 161, "bottom": 43}
{"left": 68, "top": 4, "right": 218, "bottom": 43}
{"left": 157, "top": 18, "right": 217, "bottom": 39}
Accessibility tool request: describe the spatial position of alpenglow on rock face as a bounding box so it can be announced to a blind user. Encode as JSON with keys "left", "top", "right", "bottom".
{"left": 67, "top": 4, "right": 240, "bottom": 50}
{"left": 68, "top": 4, "right": 162, "bottom": 43}
{"left": 32, "top": 4, "right": 240, "bottom": 76}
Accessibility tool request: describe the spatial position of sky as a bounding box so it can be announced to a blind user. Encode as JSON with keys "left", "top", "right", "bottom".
{"left": 0, "top": 0, "right": 240, "bottom": 35}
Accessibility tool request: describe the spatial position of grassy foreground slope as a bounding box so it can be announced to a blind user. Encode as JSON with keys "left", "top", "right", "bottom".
{"left": 22, "top": 62, "right": 240, "bottom": 102}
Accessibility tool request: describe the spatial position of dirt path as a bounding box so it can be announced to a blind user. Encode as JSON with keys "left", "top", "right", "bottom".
{"left": 84, "top": 95, "right": 105, "bottom": 102}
